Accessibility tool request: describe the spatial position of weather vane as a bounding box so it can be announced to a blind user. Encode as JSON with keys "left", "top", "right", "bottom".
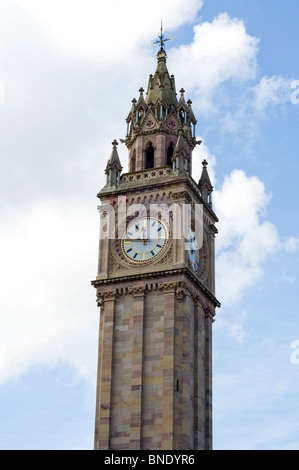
{"left": 151, "top": 20, "right": 173, "bottom": 60}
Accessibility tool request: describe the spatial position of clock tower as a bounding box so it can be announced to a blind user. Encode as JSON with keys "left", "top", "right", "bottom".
{"left": 92, "top": 29, "right": 220, "bottom": 450}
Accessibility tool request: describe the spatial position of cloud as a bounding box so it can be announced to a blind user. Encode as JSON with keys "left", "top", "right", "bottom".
{"left": 0, "top": 201, "right": 99, "bottom": 385}
{"left": 221, "top": 74, "right": 293, "bottom": 135}
{"left": 213, "top": 170, "right": 298, "bottom": 304}
{"left": 13, "top": 0, "right": 203, "bottom": 60}
{"left": 251, "top": 75, "right": 293, "bottom": 113}
{"left": 281, "top": 236, "right": 299, "bottom": 253}
{"left": 169, "top": 12, "right": 259, "bottom": 109}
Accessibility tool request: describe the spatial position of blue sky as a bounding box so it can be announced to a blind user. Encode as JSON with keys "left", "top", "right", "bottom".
{"left": 0, "top": 0, "right": 298, "bottom": 450}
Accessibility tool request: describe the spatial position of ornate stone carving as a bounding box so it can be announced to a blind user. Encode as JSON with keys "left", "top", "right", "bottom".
{"left": 156, "top": 245, "right": 173, "bottom": 265}
{"left": 175, "top": 282, "right": 187, "bottom": 301}
{"left": 110, "top": 251, "right": 126, "bottom": 272}
{"left": 159, "top": 281, "right": 177, "bottom": 293}
{"left": 171, "top": 191, "right": 192, "bottom": 204}
{"left": 96, "top": 290, "right": 119, "bottom": 307}
{"left": 128, "top": 286, "right": 147, "bottom": 297}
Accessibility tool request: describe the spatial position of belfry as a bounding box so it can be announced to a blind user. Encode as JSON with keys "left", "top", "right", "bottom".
{"left": 92, "top": 27, "right": 220, "bottom": 450}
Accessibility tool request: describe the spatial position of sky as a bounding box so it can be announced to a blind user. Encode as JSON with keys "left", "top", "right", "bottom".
{"left": 0, "top": 0, "right": 298, "bottom": 450}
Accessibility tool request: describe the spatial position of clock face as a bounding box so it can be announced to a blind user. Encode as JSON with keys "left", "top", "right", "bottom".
{"left": 121, "top": 217, "right": 168, "bottom": 263}
{"left": 187, "top": 226, "right": 200, "bottom": 272}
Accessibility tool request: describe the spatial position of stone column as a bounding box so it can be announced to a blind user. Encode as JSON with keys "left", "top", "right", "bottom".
{"left": 193, "top": 297, "right": 206, "bottom": 450}
{"left": 94, "top": 290, "right": 117, "bottom": 450}
{"left": 160, "top": 282, "right": 177, "bottom": 449}
{"left": 129, "top": 286, "right": 146, "bottom": 449}
{"left": 204, "top": 304, "right": 215, "bottom": 450}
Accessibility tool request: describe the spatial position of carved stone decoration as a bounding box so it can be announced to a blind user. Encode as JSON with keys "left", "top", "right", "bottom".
{"left": 110, "top": 251, "right": 126, "bottom": 273}
{"left": 159, "top": 281, "right": 177, "bottom": 293}
{"left": 96, "top": 289, "right": 119, "bottom": 307}
{"left": 175, "top": 284, "right": 187, "bottom": 301}
{"left": 156, "top": 245, "right": 173, "bottom": 266}
{"left": 128, "top": 286, "right": 147, "bottom": 297}
{"left": 172, "top": 191, "right": 192, "bottom": 204}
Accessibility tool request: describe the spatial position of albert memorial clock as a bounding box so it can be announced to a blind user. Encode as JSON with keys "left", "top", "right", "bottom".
{"left": 91, "top": 29, "right": 220, "bottom": 451}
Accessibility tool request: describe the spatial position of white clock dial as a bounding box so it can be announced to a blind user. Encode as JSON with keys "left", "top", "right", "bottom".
{"left": 121, "top": 217, "right": 168, "bottom": 263}
{"left": 187, "top": 226, "right": 200, "bottom": 272}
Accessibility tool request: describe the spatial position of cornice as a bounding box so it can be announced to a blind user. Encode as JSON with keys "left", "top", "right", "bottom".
{"left": 91, "top": 267, "right": 221, "bottom": 308}
{"left": 97, "top": 170, "right": 218, "bottom": 222}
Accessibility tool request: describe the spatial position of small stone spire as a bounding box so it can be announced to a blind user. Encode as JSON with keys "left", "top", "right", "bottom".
{"left": 136, "top": 87, "right": 147, "bottom": 110}
{"left": 198, "top": 159, "right": 213, "bottom": 205}
{"left": 105, "top": 140, "right": 122, "bottom": 186}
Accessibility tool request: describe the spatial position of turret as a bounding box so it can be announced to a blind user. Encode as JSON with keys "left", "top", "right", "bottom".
{"left": 121, "top": 26, "right": 200, "bottom": 175}
{"left": 105, "top": 139, "right": 122, "bottom": 186}
{"left": 198, "top": 159, "right": 213, "bottom": 206}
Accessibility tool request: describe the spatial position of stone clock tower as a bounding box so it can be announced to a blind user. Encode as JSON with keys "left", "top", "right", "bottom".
{"left": 91, "top": 30, "right": 220, "bottom": 451}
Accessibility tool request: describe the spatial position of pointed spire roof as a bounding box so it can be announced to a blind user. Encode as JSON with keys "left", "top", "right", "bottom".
{"left": 145, "top": 57, "right": 178, "bottom": 107}
{"left": 105, "top": 139, "right": 122, "bottom": 173}
{"left": 136, "top": 87, "right": 147, "bottom": 110}
{"left": 146, "top": 24, "right": 177, "bottom": 108}
{"left": 198, "top": 159, "right": 213, "bottom": 190}
{"left": 178, "top": 88, "right": 187, "bottom": 110}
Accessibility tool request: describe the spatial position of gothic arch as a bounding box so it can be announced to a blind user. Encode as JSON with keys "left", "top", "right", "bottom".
{"left": 167, "top": 141, "right": 174, "bottom": 166}
{"left": 145, "top": 141, "right": 154, "bottom": 169}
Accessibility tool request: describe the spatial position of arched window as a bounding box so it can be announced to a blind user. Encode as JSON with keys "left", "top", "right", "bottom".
{"left": 145, "top": 142, "right": 154, "bottom": 169}
{"left": 167, "top": 142, "right": 174, "bottom": 166}
{"left": 131, "top": 150, "right": 136, "bottom": 172}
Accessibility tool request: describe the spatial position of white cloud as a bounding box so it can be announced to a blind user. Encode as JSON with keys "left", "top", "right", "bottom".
{"left": 13, "top": 0, "right": 202, "bottom": 60}
{"left": 169, "top": 12, "right": 259, "bottom": 108}
{"left": 214, "top": 316, "right": 246, "bottom": 343}
{"left": 251, "top": 75, "right": 293, "bottom": 113}
{"left": 221, "top": 74, "right": 293, "bottom": 134}
{"left": 0, "top": 201, "right": 99, "bottom": 385}
{"left": 281, "top": 236, "right": 299, "bottom": 254}
{"left": 214, "top": 170, "right": 298, "bottom": 304}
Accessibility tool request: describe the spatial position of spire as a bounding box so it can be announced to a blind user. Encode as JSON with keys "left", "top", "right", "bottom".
{"left": 105, "top": 140, "right": 122, "bottom": 186}
{"left": 121, "top": 25, "right": 198, "bottom": 174}
{"left": 178, "top": 88, "right": 187, "bottom": 110}
{"left": 145, "top": 26, "right": 177, "bottom": 109}
{"left": 136, "top": 87, "right": 147, "bottom": 110}
{"left": 198, "top": 159, "right": 213, "bottom": 205}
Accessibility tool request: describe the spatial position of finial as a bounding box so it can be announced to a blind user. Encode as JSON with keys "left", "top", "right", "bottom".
{"left": 139, "top": 87, "right": 144, "bottom": 94}
{"left": 151, "top": 21, "right": 174, "bottom": 61}
{"left": 180, "top": 88, "right": 185, "bottom": 95}
{"left": 202, "top": 159, "right": 208, "bottom": 168}
{"left": 112, "top": 139, "right": 118, "bottom": 148}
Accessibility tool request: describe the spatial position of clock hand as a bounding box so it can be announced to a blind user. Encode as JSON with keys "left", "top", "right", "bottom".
{"left": 125, "top": 238, "right": 150, "bottom": 242}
